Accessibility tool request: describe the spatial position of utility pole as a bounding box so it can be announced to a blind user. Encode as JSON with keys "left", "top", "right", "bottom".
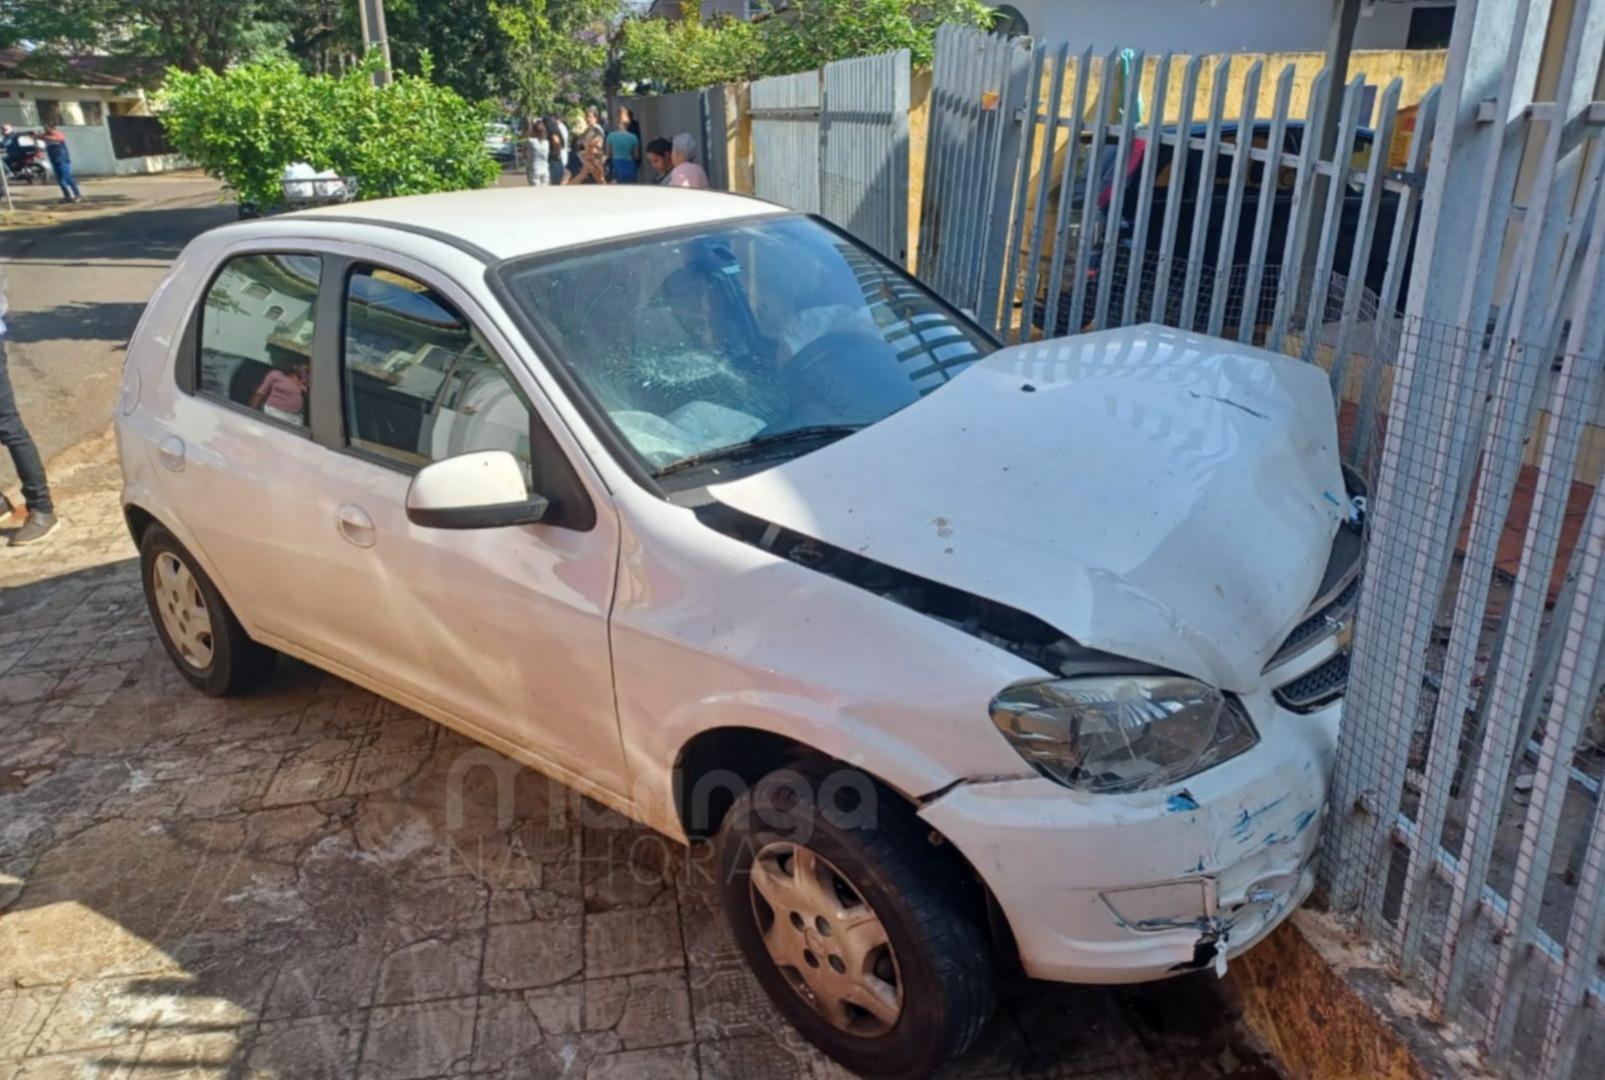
{"left": 357, "top": 0, "right": 393, "bottom": 86}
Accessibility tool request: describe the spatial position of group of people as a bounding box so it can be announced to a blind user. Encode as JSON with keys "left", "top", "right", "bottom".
{"left": 517, "top": 105, "right": 709, "bottom": 190}
{"left": 1, "top": 122, "right": 83, "bottom": 204}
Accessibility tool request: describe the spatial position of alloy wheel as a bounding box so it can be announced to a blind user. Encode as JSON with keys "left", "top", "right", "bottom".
{"left": 748, "top": 841, "right": 904, "bottom": 1036}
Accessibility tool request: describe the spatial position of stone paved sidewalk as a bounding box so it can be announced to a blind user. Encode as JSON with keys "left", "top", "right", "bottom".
{"left": 0, "top": 477, "right": 1280, "bottom": 1079}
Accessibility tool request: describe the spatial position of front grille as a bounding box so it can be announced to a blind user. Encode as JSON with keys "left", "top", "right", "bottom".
{"left": 1272, "top": 574, "right": 1359, "bottom": 665}
{"left": 1275, "top": 650, "right": 1349, "bottom": 712}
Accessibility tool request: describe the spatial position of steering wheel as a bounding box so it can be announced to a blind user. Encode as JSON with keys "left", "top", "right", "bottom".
{"left": 776, "top": 324, "right": 905, "bottom": 426}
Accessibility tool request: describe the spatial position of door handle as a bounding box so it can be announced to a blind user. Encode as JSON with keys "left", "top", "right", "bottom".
{"left": 336, "top": 503, "right": 377, "bottom": 548}
{"left": 157, "top": 435, "right": 186, "bottom": 471}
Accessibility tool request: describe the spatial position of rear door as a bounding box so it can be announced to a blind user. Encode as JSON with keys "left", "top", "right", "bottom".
{"left": 158, "top": 247, "right": 336, "bottom": 641}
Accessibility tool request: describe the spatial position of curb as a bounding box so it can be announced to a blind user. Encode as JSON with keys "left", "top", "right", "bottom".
{"left": 1225, "top": 910, "right": 1497, "bottom": 1079}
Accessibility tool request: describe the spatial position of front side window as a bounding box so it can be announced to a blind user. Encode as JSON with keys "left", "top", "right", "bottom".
{"left": 498, "top": 216, "right": 993, "bottom": 482}
{"left": 197, "top": 252, "right": 321, "bottom": 430}
{"left": 341, "top": 266, "right": 535, "bottom": 480}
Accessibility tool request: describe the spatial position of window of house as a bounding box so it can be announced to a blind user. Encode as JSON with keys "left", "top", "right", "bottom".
{"left": 341, "top": 266, "right": 535, "bottom": 479}
{"left": 79, "top": 101, "right": 104, "bottom": 126}
{"left": 36, "top": 100, "right": 62, "bottom": 126}
{"left": 197, "top": 253, "right": 322, "bottom": 430}
{"left": 1407, "top": 6, "right": 1456, "bottom": 49}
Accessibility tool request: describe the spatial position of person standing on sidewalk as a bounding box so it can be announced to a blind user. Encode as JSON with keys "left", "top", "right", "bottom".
{"left": 40, "top": 126, "right": 82, "bottom": 204}
{"left": 0, "top": 280, "right": 59, "bottom": 545}
{"left": 605, "top": 113, "right": 640, "bottom": 184}
{"left": 520, "top": 119, "right": 551, "bottom": 187}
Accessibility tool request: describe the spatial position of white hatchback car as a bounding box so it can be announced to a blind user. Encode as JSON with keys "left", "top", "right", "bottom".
{"left": 118, "top": 186, "right": 1360, "bottom": 1077}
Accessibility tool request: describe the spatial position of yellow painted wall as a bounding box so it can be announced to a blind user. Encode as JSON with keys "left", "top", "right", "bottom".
{"left": 908, "top": 68, "right": 933, "bottom": 272}
{"left": 724, "top": 81, "right": 755, "bottom": 195}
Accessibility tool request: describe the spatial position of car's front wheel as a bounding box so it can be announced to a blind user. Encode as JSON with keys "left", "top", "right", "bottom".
{"left": 140, "top": 523, "right": 274, "bottom": 696}
{"left": 716, "top": 762, "right": 996, "bottom": 1079}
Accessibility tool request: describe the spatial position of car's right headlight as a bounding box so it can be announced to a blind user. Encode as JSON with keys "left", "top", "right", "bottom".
{"left": 989, "top": 676, "right": 1259, "bottom": 794}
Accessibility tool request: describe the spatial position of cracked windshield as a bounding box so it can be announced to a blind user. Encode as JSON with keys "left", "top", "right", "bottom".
{"left": 500, "top": 216, "right": 994, "bottom": 480}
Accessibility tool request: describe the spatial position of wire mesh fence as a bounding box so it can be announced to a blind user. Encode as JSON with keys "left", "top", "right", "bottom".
{"left": 1338, "top": 317, "right": 1605, "bottom": 1077}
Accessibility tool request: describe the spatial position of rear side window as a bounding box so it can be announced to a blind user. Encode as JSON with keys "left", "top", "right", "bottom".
{"left": 340, "top": 265, "right": 536, "bottom": 482}
{"left": 197, "top": 253, "right": 321, "bottom": 430}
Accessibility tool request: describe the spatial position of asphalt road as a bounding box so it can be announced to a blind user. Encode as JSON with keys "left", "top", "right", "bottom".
{"left": 0, "top": 174, "right": 235, "bottom": 497}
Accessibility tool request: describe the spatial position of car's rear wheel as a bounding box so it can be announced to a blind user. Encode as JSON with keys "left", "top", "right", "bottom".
{"left": 715, "top": 762, "right": 996, "bottom": 1079}
{"left": 140, "top": 524, "right": 274, "bottom": 696}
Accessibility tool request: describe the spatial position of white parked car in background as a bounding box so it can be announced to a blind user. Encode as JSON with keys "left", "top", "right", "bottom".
{"left": 116, "top": 186, "right": 1362, "bottom": 1078}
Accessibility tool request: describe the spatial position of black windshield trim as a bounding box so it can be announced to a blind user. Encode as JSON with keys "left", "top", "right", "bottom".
{"left": 487, "top": 212, "right": 1000, "bottom": 500}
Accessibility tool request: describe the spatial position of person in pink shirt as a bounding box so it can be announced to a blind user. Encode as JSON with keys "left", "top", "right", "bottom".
{"left": 249, "top": 360, "right": 309, "bottom": 426}
{"left": 666, "top": 133, "right": 709, "bottom": 189}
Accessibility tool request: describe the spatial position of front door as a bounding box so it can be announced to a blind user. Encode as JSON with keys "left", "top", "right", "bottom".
{"left": 294, "top": 256, "right": 626, "bottom": 793}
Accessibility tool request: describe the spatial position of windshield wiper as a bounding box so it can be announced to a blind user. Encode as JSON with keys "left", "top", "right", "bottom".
{"left": 655, "top": 424, "right": 864, "bottom": 478}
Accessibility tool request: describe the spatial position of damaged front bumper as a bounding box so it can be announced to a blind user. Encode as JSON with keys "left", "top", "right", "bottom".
{"left": 919, "top": 687, "right": 1340, "bottom": 984}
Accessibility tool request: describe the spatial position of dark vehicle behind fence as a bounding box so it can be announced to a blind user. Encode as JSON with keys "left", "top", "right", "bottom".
{"left": 1032, "top": 120, "right": 1416, "bottom": 336}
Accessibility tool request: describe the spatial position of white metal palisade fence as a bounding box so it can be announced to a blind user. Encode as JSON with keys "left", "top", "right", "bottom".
{"left": 919, "top": 25, "right": 1433, "bottom": 452}
{"left": 915, "top": 6, "right": 1605, "bottom": 1073}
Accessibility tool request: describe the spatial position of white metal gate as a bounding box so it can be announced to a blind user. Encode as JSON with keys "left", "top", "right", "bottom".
{"left": 821, "top": 50, "right": 911, "bottom": 265}
{"left": 751, "top": 69, "right": 822, "bottom": 214}
{"left": 750, "top": 51, "right": 912, "bottom": 265}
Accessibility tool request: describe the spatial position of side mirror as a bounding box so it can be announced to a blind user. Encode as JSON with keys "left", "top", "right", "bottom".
{"left": 405, "top": 450, "right": 549, "bottom": 529}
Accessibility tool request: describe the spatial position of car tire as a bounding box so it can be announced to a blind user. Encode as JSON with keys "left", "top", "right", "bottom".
{"left": 715, "top": 761, "right": 996, "bottom": 1079}
{"left": 140, "top": 524, "right": 274, "bottom": 696}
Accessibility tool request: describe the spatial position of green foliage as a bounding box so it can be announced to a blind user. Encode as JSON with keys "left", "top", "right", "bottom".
{"left": 492, "top": 0, "right": 622, "bottom": 118}
{"left": 617, "top": 13, "right": 763, "bottom": 93}
{"left": 280, "top": 1, "right": 519, "bottom": 107}
{"left": 762, "top": 0, "right": 998, "bottom": 71}
{"left": 617, "top": 0, "right": 997, "bottom": 93}
{"left": 0, "top": 0, "right": 296, "bottom": 81}
{"left": 159, "top": 56, "right": 501, "bottom": 210}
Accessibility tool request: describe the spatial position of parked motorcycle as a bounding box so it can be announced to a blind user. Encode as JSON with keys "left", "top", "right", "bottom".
{"left": 3, "top": 132, "right": 50, "bottom": 185}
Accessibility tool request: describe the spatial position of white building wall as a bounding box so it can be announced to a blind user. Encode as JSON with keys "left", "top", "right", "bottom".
{"left": 1003, "top": 0, "right": 1428, "bottom": 54}
{"left": 0, "top": 80, "right": 175, "bottom": 176}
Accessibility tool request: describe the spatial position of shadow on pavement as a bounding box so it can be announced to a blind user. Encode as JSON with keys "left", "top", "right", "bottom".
{"left": 4, "top": 203, "right": 235, "bottom": 264}
{"left": 2, "top": 300, "right": 152, "bottom": 345}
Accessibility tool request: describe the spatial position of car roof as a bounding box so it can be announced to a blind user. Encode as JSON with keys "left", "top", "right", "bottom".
{"left": 291, "top": 185, "right": 786, "bottom": 261}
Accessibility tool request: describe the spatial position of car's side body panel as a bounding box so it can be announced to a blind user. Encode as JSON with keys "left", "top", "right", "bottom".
{"left": 606, "top": 485, "right": 1042, "bottom": 839}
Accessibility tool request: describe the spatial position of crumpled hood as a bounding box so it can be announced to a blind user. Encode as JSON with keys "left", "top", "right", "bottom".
{"left": 707, "top": 324, "right": 1346, "bottom": 691}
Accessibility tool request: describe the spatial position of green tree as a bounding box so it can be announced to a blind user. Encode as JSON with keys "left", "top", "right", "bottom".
{"left": 160, "top": 55, "right": 501, "bottom": 209}
{"left": 0, "top": 0, "right": 294, "bottom": 81}
{"left": 491, "top": 0, "right": 622, "bottom": 117}
{"left": 758, "top": 0, "right": 996, "bottom": 72}
{"left": 615, "top": 0, "right": 997, "bottom": 93}
{"left": 617, "top": 12, "right": 763, "bottom": 93}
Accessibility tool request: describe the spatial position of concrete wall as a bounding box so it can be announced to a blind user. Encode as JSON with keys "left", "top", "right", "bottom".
{"left": 1004, "top": 0, "right": 1443, "bottom": 54}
